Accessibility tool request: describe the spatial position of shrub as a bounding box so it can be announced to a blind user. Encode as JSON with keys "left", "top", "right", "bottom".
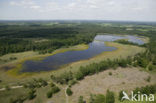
{"left": 89, "top": 94, "right": 105, "bottom": 103}
{"left": 5, "top": 85, "right": 10, "bottom": 91}
{"left": 94, "top": 94, "right": 105, "bottom": 103}
{"left": 68, "top": 80, "right": 77, "bottom": 86}
{"left": 148, "top": 64, "right": 155, "bottom": 71}
{"left": 26, "top": 82, "right": 36, "bottom": 89}
{"left": 118, "top": 91, "right": 124, "bottom": 101}
{"left": 47, "top": 90, "right": 53, "bottom": 98}
{"left": 137, "top": 58, "right": 149, "bottom": 68}
{"left": 75, "top": 71, "right": 84, "bottom": 80}
{"left": 37, "top": 78, "right": 48, "bottom": 87}
{"left": 50, "top": 71, "right": 73, "bottom": 84}
{"left": 9, "top": 98, "right": 16, "bottom": 103}
{"left": 106, "top": 90, "right": 115, "bottom": 103}
{"left": 28, "top": 89, "right": 36, "bottom": 100}
{"left": 46, "top": 86, "right": 60, "bottom": 98}
{"left": 50, "top": 82, "right": 55, "bottom": 87}
{"left": 66, "top": 88, "right": 73, "bottom": 96}
{"left": 9, "top": 96, "right": 26, "bottom": 103}
{"left": 122, "top": 82, "right": 125, "bottom": 84}
{"left": 41, "top": 80, "right": 48, "bottom": 87}
{"left": 133, "top": 85, "right": 156, "bottom": 96}
{"left": 145, "top": 76, "right": 151, "bottom": 82}
{"left": 51, "top": 86, "right": 60, "bottom": 94}
{"left": 10, "top": 57, "right": 17, "bottom": 60}
{"left": 108, "top": 72, "right": 112, "bottom": 76}
{"left": 78, "top": 96, "right": 85, "bottom": 103}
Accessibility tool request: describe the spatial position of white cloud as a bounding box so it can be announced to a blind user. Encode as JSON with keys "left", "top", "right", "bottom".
{"left": 89, "top": 5, "right": 98, "bottom": 9}
{"left": 5, "top": 0, "right": 156, "bottom": 21}
{"left": 68, "top": 3, "right": 76, "bottom": 8}
{"left": 108, "top": 1, "right": 115, "bottom": 6}
{"left": 30, "top": 5, "right": 40, "bottom": 9}
{"left": 10, "top": 1, "right": 18, "bottom": 6}
{"left": 10, "top": 0, "right": 38, "bottom": 9}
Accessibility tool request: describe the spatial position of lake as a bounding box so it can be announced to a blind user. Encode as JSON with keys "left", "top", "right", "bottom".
{"left": 22, "top": 35, "right": 144, "bottom": 72}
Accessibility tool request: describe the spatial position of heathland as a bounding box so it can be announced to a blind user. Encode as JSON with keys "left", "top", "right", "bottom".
{"left": 0, "top": 21, "right": 156, "bottom": 103}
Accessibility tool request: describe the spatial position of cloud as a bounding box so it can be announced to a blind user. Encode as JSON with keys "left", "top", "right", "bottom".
{"left": 30, "top": 5, "right": 40, "bottom": 9}
{"left": 10, "top": 0, "right": 39, "bottom": 9}
{"left": 108, "top": 1, "right": 115, "bottom": 6}
{"left": 10, "top": 1, "right": 18, "bottom": 6}
{"left": 4, "top": 0, "right": 156, "bottom": 21}
{"left": 9, "top": 0, "right": 155, "bottom": 13}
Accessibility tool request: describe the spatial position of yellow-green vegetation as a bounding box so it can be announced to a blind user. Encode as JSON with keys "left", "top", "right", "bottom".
{"left": 114, "top": 39, "right": 129, "bottom": 42}
{"left": 0, "top": 51, "right": 39, "bottom": 65}
{"left": 139, "top": 36, "right": 149, "bottom": 43}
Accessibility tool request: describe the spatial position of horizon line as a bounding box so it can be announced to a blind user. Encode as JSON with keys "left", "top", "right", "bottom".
{"left": 0, "top": 19, "right": 156, "bottom": 23}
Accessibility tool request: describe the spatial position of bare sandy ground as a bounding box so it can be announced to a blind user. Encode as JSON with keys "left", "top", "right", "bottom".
{"left": 70, "top": 67, "right": 156, "bottom": 103}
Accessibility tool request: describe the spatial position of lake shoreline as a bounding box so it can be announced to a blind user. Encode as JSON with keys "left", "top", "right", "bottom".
{"left": 21, "top": 34, "right": 146, "bottom": 72}
{"left": 0, "top": 34, "right": 147, "bottom": 77}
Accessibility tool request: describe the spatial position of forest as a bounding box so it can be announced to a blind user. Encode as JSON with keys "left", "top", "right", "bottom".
{"left": 0, "top": 24, "right": 95, "bottom": 55}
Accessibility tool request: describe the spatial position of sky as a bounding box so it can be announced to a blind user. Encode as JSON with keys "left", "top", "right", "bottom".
{"left": 0, "top": 0, "right": 156, "bottom": 21}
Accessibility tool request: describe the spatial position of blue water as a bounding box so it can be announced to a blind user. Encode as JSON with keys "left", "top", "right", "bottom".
{"left": 22, "top": 35, "right": 144, "bottom": 72}
{"left": 94, "top": 35, "right": 144, "bottom": 45}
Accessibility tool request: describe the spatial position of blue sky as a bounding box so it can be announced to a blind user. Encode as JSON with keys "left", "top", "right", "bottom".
{"left": 0, "top": 0, "right": 156, "bottom": 21}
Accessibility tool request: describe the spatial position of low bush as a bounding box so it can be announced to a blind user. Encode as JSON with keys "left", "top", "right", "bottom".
{"left": 46, "top": 86, "right": 60, "bottom": 98}
{"left": 78, "top": 96, "right": 85, "bottom": 103}
{"left": 28, "top": 89, "right": 36, "bottom": 100}
{"left": 118, "top": 91, "right": 124, "bottom": 101}
{"left": 108, "top": 72, "right": 112, "bottom": 75}
{"left": 5, "top": 85, "right": 10, "bottom": 91}
{"left": 46, "top": 91, "right": 53, "bottom": 98}
{"left": 66, "top": 88, "right": 73, "bottom": 96}
{"left": 89, "top": 94, "right": 105, "bottom": 103}
{"left": 51, "top": 86, "right": 60, "bottom": 93}
{"left": 106, "top": 90, "right": 115, "bottom": 103}
{"left": 50, "top": 82, "right": 55, "bottom": 87}
{"left": 145, "top": 76, "right": 151, "bottom": 82}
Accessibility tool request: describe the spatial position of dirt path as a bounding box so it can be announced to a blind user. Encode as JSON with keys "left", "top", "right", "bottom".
{"left": 0, "top": 85, "right": 23, "bottom": 91}
{"left": 65, "top": 86, "right": 69, "bottom": 103}
{"left": 0, "top": 81, "right": 55, "bottom": 91}
{"left": 0, "top": 81, "right": 58, "bottom": 91}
